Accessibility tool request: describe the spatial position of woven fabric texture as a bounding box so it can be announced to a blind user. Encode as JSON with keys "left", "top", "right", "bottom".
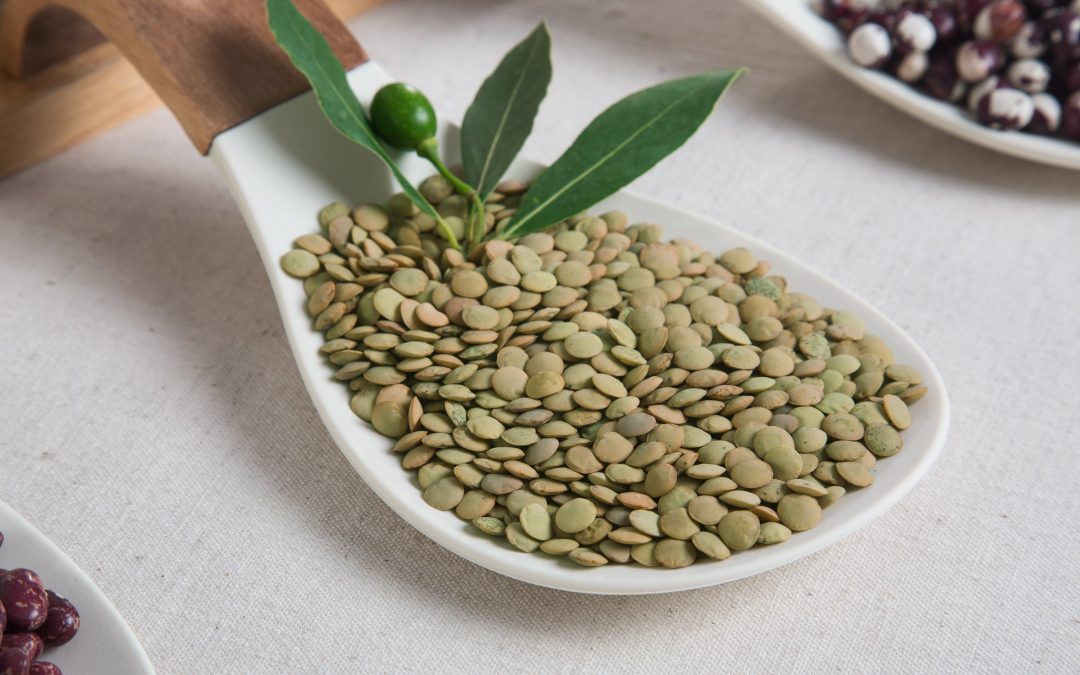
{"left": 1, "top": 0, "right": 1077, "bottom": 672}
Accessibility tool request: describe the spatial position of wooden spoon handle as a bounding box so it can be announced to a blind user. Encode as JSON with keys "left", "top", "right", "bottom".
{"left": 0, "top": 0, "right": 367, "bottom": 153}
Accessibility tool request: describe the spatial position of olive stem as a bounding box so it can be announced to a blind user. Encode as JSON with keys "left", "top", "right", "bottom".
{"left": 416, "top": 138, "right": 487, "bottom": 248}
{"left": 493, "top": 222, "right": 517, "bottom": 241}
{"left": 432, "top": 212, "right": 462, "bottom": 251}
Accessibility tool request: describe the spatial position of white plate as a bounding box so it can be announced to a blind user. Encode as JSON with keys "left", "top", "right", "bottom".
{"left": 212, "top": 62, "right": 950, "bottom": 594}
{"left": 0, "top": 501, "right": 155, "bottom": 674}
{"left": 743, "top": 0, "right": 1080, "bottom": 170}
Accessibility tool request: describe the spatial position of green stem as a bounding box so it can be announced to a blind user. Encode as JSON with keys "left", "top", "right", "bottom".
{"left": 417, "top": 138, "right": 472, "bottom": 197}
{"left": 432, "top": 212, "right": 462, "bottom": 251}
{"left": 494, "top": 221, "right": 516, "bottom": 241}
{"left": 470, "top": 205, "right": 488, "bottom": 247}
{"left": 416, "top": 138, "right": 487, "bottom": 247}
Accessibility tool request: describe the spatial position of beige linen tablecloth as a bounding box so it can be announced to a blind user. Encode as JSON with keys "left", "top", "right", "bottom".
{"left": 2, "top": 0, "right": 1078, "bottom": 672}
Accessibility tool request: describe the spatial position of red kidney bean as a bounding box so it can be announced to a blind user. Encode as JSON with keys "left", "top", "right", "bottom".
{"left": 0, "top": 577, "right": 47, "bottom": 632}
{"left": 0, "top": 646, "right": 29, "bottom": 675}
{"left": 35, "top": 593, "right": 78, "bottom": 647}
{"left": 28, "top": 664, "right": 61, "bottom": 675}
{"left": 0, "top": 634, "right": 41, "bottom": 661}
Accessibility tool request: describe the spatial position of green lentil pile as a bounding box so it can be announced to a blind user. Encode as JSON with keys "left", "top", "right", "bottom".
{"left": 280, "top": 173, "right": 927, "bottom": 569}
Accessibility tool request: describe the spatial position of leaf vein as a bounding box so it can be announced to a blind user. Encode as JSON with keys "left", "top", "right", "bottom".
{"left": 476, "top": 40, "right": 541, "bottom": 192}
{"left": 507, "top": 87, "right": 700, "bottom": 235}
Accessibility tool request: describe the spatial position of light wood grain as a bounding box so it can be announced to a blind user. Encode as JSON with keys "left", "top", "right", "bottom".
{"left": 0, "top": 0, "right": 382, "bottom": 177}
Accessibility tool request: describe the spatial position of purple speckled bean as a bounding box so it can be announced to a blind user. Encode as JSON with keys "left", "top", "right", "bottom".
{"left": 36, "top": 592, "right": 78, "bottom": 647}
{"left": 848, "top": 22, "right": 892, "bottom": 68}
{"left": 864, "top": 9, "right": 899, "bottom": 33}
{"left": 929, "top": 6, "right": 960, "bottom": 45}
{"left": 976, "top": 86, "right": 1034, "bottom": 128}
{"left": 957, "top": 40, "right": 1007, "bottom": 82}
{"left": 0, "top": 634, "right": 41, "bottom": 662}
{"left": 1, "top": 574, "right": 40, "bottom": 595}
{"left": 820, "top": 0, "right": 870, "bottom": 34}
{"left": 973, "top": 0, "right": 1026, "bottom": 42}
{"left": 818, "top": 0, "right": 1080, "bottom": 143}
{"left": 1063, "top": 61, "right": 1080, "bottom": 94}
{"left": 0, "top": 577, "right": 47, "bottom": 632}
{"left": 1046, "top": 10, "right": 1080, "bottom": 67}
{"left": 0, "top": 645, "right": 30, "bottom": 675}
{"left": 1029, "top": 93, "right": 1062, "bottom": 134}
{"left": 1011, "top": 20, "right": 1047, "bottom": 59}
{"left": 1062, "top": 91, "right": 1080, "bottom": 139}
{"left": 924, "top": 54, "right": 968, "bottom": 101}
{"left": 28, "top": 663, "right": 61, "bottom": 675}
{"left": 956, "top": 0, "right": 992, "bottom": 25}
{"left": 1, "top": 597, "right": 7, "bottom": 636}
{"left": 1025, "top": 0, "right": 1057, "bottom": 14}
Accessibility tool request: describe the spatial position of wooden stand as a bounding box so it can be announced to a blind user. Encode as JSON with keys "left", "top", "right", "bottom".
{"left": 0, "top": 0, "right": 382, "bottom": 177}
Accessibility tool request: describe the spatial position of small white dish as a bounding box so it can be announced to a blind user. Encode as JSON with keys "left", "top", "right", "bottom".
{"left": 0, "top": 500, "right": 155, "bottom": 673}
{"left": 212, "top": 62, "right": 950, "bottom": 595}
{"left": 743, "top": 0, "right": 1080, "bottom": 170}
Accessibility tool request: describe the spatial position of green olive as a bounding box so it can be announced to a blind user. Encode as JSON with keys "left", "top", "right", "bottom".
{"left": 369, "top": 83, "right": 437, "bottom": 150}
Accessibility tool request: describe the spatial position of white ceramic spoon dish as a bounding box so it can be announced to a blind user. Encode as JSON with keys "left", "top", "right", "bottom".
{"left": 7, "top": 0, "right": 949, "bottom": 594}
{"left": 215, "top": 61, "right": 950, "bottom": 594}
{"left": 743, "top": 0, "right": 1080, "bottom": 170}
{"left": 0, "top": 500, "right": 155, "bottom": 674}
